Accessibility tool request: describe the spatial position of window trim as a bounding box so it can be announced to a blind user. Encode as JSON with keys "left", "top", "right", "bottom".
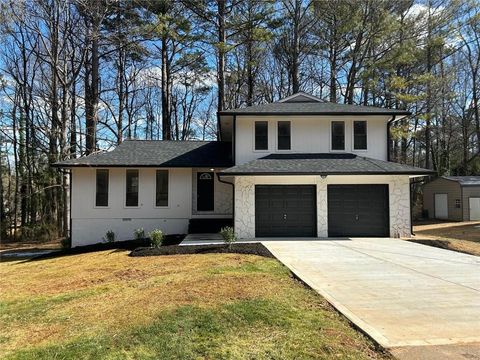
{"left": 330, "top": 120, "right": 346, "bottom": 152}
{"left": 253, "top": 120, "right": 269, "bottom": 152}
{"left": 124, "top": 169, "right": 140, "bottom": 208}
{"left": 276, "top": 120, "right": 292, "bottom": 151}
{"left": 352, "top": 120, "right": 368, "bottom": 151}
{"left": 94, "top": 168, "right": 110, "bottom": 208}
{"left": 154, "top": 169, "right": 170, "bottom": 208}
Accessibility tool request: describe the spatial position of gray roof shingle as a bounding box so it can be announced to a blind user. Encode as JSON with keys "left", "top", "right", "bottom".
{"left": 443, "top": 176, "right": 480, "bottom": 186}
{"left": 53, "top": 140, "right": 233, "bottom": 168}
{"left": 219, "top": 101, "right": 410, "bottom": 116}
{"left": 220, "top": 153, "right": 434, "bottom": 175}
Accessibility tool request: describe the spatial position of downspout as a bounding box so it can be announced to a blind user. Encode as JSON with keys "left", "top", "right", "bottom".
{"left": 387, "top": 115, "right": 396, "bottom": 162}
{"left": 232, "top": 115, "right": 236, "bottom": 164}
{"left": 57, "top": 167, "right": 72, "bottom": 248}
{"left": 216, "top": 173, "right": 235, "bottom": 227}
{"left": 217, "top": 112, "right": 222, "bottom": 141}
{"left": 69, "top": 170, "right": 72, "bottom": 248}
{"left": 409, "top": 177, "right": 427, "bottom": 236}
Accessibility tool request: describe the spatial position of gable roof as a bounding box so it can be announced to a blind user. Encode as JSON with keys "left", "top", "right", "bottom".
{"left": 277, "top": 92, "right": 324, "bottom": 103}
{"left": 443, "top": 176, "right": 480, "bottom": 187}
{"left": 53, "top": 140, "right": 233, "bottom": 168}
{"left": 220, "top": 153, "right": 434, "bottom": 176}
{"left": 219, "top": 92, "right": 410, "bottom": 116}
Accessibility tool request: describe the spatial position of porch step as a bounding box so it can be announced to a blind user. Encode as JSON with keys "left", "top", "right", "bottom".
{"left": 188, "top": 218, "right": 233, "bottom": 233}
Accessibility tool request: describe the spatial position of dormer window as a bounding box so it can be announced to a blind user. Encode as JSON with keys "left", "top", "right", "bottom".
{"left": 353, "top": 121, "right": 367, "bottom": 150}
{"left": 277, "top": 121, "right": 291, "bottom": 150}
{"left": 331, "top": 121, "right": 345, "bottom": 151}
{"left": 255, "top": 121, "right": 268, "bottom": 150}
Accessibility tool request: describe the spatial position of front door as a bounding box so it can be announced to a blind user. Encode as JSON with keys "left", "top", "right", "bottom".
{"left": 197, "top": 172, "right": 214, "bottom": 211}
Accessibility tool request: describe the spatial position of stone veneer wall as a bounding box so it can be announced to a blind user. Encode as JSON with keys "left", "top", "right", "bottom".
{"left": 316, "top": 177, "right": 328, "bottom": 237}
{"left": 234, "top": 176, "right": 256, "bottom": 238}
{"left": 389, "top": 175, "right": 411, "bottom": 238}
{"left": 233, "top": 175, "right": 411, "bottom": 239}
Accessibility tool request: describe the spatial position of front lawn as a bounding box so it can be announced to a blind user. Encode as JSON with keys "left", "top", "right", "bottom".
{"left": 0, "top": 250, "right": 389, "bottom": 359}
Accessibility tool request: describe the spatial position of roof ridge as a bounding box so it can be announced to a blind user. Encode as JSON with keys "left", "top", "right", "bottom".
{"left": 278, "top": 92, "right": 325, "bottom": 103}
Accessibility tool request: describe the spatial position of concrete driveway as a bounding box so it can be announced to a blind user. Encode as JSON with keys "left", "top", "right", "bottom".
{"left": 262, "top": 238, "right": 480, "bottom": 349}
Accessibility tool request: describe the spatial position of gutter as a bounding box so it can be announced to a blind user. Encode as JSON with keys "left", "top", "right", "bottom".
{"left": 218, "top": 111, "right": 411, "bottom": 116}
{"left": 219, "top": 171, "right": 435, "bottom": 176}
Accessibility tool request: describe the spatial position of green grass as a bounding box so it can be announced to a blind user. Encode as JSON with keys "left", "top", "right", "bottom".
{"left": 0, "top": 251, "right": 389, "bottom": 359}
{"left": 0, "top": 288, "right": 106, "bottom": 324}
{"left": 7, "top": 300, "right": 381, "bottom": 360}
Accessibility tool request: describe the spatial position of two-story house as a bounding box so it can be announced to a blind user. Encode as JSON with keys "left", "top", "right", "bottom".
{"left": 55, "top": 93, "right": 434, "bottom": 247}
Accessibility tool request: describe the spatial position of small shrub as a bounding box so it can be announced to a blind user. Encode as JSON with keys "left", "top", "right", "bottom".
{"left": 103, "top": 230, "right": 115, "bottom": 243}
{"left": 220, "top": 226, "right": 236, "bottom": 249}
{"left": 134, "top": 228, "right": 145, "bottom": 240}
{"left": 60, "top": 237, "right": 70, "bottom": 249}
{"left": 148, "top": 229, "right": 164, "bottom": 248}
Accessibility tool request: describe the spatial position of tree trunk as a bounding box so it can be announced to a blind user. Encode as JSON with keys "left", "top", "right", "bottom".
{"left": 85, "top": 23, "right": 99, "bottom": 155}
{"left": 161, "top": 35, "right": 171, "bottom": 140}
{"left": 217, "top": 0, "right": 226, "bottom": 114}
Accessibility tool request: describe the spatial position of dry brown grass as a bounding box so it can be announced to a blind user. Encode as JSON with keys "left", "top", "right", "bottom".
{"left": 0, "top": 250, "right": 388, "bottom": 359}
{"left": 0, "top": 238, "right": 62, "bottom": 252}
{"left": 409, "top": 221, "right": 480, "bottom": 256}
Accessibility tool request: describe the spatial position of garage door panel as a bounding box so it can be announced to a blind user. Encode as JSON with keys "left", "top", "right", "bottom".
{"left": 328, "top": 185, "right": 389, "bottom": 237}
{"left": 255, "top": 185, "right": 316, "bottom": 237}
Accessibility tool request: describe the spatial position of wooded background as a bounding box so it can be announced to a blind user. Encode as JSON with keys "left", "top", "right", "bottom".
{"left": 0, "top": 0, "right": 479, "bottom": 242}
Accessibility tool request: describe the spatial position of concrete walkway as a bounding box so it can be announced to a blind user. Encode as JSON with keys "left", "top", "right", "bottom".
{"left": 262, "top": 238, "right": 480, "bottom": 349}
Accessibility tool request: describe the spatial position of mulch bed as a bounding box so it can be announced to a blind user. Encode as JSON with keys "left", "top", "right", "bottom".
{"left": 130, "top": 243, "right": 274, "bottom": 258}
{"left": 22, "top": 235, "right": 186, "bottom": 261}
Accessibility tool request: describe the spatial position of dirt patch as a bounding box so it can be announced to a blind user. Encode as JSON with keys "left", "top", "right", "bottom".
{"left": 113, "top": 268, "right": 149, "bottom": 281}
{"left": 407, "top": 221, "right": 480, "bottom": 256}
{"left": 413, "top": 221, "right": 480, "bottom": 242}
{"left": 130, "top": 243, "right": 274, "bottom": 258}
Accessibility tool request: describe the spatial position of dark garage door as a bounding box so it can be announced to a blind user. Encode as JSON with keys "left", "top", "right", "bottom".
{"left": 255, "top": 185, "right": 316, "bottom": 237}
{"left": 328, "top": 185, "right": 389, "bottom": 237}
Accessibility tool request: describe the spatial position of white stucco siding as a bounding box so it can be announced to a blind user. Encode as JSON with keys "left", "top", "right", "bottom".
{"left": 233, "top": 175, "right": 411, "bottom": 239}
{"left": 235, "top": 115, "right": 390, "bottom": 165}
{"left": 70, "top": 167, "right": 232, "bottom": 247}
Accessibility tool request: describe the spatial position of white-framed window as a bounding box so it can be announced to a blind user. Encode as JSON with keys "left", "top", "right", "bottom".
{"left": 331, "top": 121, "right": 345, "bottom": 151}
{"left": 277, "top": 121, "right": 291, "bottom": 150}
{"left": 353, "top": 120, "right": 367, "bottom": 150}
{"left": 155, "top": 170, "right": 169, "bottom": 207}
{"left": 95, "top": 169, "right": 109, "bottom": 207}
{"left": 125, "top": 169, "right": 139, "bottom": 207}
